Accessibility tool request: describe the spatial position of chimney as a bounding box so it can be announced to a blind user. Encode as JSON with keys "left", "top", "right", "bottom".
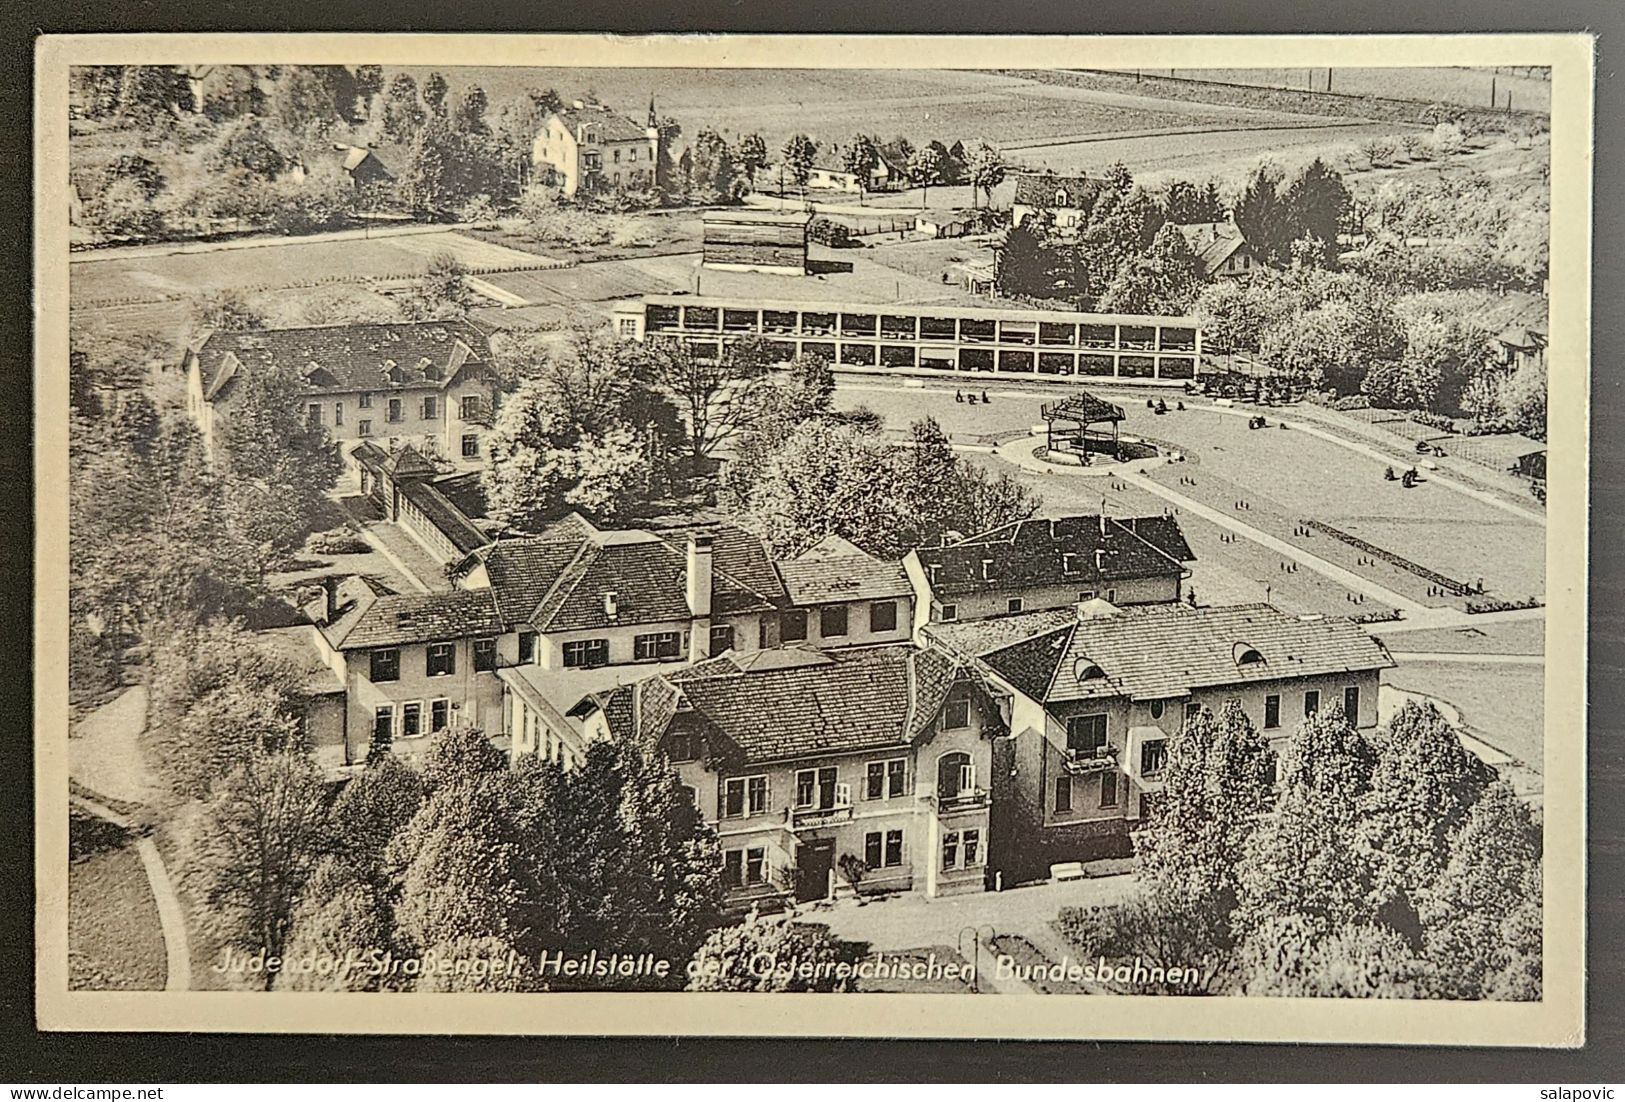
{"left": 686, "top": 533, "right": 714, "bottom": 619}
{"left": 321, "top": 575, "right": 340, "bottom": 623}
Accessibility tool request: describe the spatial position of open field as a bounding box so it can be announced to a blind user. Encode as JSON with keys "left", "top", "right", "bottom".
{"left": 1385, "top": 660, "right": 1544, "bottom": 773}
{"left": 390, "top": 67, "right": 1325, "bottom": 157}
{"left": 1171, "top": 67, "right": 1551, "bottom": 115}
{"left": 69, "top": 811, "right": 167, "bottom": 991}
{"left": 1382, "top": 618, "right": 1546, "bottom": 655}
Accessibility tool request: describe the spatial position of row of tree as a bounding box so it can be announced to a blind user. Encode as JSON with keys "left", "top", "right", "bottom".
{"left": 1058, "top": 700, "right": 1540, "bottom": 1000}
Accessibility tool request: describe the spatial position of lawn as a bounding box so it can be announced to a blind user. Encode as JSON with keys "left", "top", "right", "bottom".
{"left": 1380, "top": 618, "right": 1546, "bottom": 655}
{"left": 1171, "top": 67, "right": 1552, "bottom": 114}
{"left": 1383, "top": 660, "right": 1545, "bottom": 772}
{"left": 69, "top": 810, "right": 167, "bottom": 991}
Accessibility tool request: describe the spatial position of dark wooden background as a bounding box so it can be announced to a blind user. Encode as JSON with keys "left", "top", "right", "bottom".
{"left": 2, "top": 0, "right": 1619, "bottom": 1082}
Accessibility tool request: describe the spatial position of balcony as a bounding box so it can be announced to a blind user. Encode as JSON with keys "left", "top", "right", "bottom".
{"left": 929, "top": 787, "right": 990, "bottom": 813}
{"left": 1062, "top": 745, "right": 1119, "bottom": 774}
{"left": 787, "top": 802, "right": 853, "bottom": 830}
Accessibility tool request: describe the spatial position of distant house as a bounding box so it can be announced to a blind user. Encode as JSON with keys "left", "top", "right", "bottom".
{"left": 352, "top": 442, "right": 494, "bottom": 564}
{"left": 1172, "top": 220, "right": 1263, "bottom": 280}
{"left": 532, "top": 99, "right": 659, "bottom": 196}
{"left": 181, "top": 320, "right": 500, "bottom": 470}
{"left": 776, "top": 535, "right": 915, "bottom": 649}
{"left": 927, "top": 600, "right": 1394, "bottom": 871}
{"left": 339, "top": 145, "right": 393, "bottom": 189}
{"left": 805, "top": 152, "right": 898, "bottom": 194}
{"left": 1011, "top": 172, "right": 1106, "bottom": 228}
{"left": 1492, "top": 325, "right": 1548, "bottom": 374}
{"left": 903, "top": 514, "right": 1195, "bottom": 629}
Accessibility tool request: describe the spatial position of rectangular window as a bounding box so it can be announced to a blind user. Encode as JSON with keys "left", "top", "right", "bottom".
{"left": 1055, "top": 775, "right": 1072, "bottom": 813}
{"left": 422, "top": 396, "right": 438, "bottom": 420}
{"left": 667, "top": 731, "right": 698, "bottom": 763}
{"left": 748, "top": 776, "right": 767, "bottom": 815}
{"left": 724, "top": 849, "right": 743, "bottom": 888}
{"left": 401, "top": 701, "right": 423, "bottom": 739}
{"left": 358, "top": 392, "right": 372, "bottom": 409}
{"left": 1304, "top": 690, "right": 1321, "bottom": 717}
{"left": 887, "top": 759, "right": 906, "bottom": 798}
{"left": 461, "top": 434, "right": 479, "bottom": 458}
{"left": 473, "top": 638, "right": 496, "bottom": 672}
{"left": 634, "top": 631, "right": 682, "bottom": 662}
{"left": 430, "top": 698, "right": 450, "bottom": 732}
{"left": 369, "top": 648, "right": 400, "bottom": 683}
{"left": 745, "top": 847, "right": 765, "bottom": 885}
{"left": 1066, "top": 714, "right": 1108, "bottom": 755}
{"left": 795, "top": 766, "right": 837, "bottom": 808}
{"left": 1344, "top": 685, "right": 1360, "bottom": 722}
{"left": 461, "top": 395, "right": 478, "bottom": 419}
{"left": 358, "top": 419, "right": 372, "bottom": 437}
{"left": 1141, "top": 739, "right": 1168, "bottom": 776}
{"left": 884, "top": 829, "right": 903, "bottom": 868}
{"left": 819, "top": 605, "right": 848, "bottom": 638}
{"left": 709, "top": 623, "right": 735, "bottom": 654}
{"left": 425, "top": 642, "right": 456, "bottom": 677}
{"left": 1185, "top": 700, "right": 1201, "bottom": 722}
{"left": 1264, "top": 693, "right": 1281, "bottom": 729}
{"left": 333, "top": 403, "right": 343, "bottom": 426}
{"left": 373, "top": 705, "right": 394, "bottom": 743}
{"left": 866, "top": 762, "right": 886, "bottom": 801}
{"left": 1007, "top": 597, "right": 1025, "bottom": 614}
{"left": 387, "top": 398, "right": 403, "bottom": 423}
{"left": 940, "top": 603, "right": 957, "bottom": 622}
{"left": 795, "top": 769, "right": 817, "bottom": 808}
{"left": 306, "top": 404, "right": 322, "bottom": 427}
{"left": 869, "top": 600, "right": 898, "bottom": 633}
{"left": 944, "top": 690, "right": 971, "bottom": 730}
{"left": 963, "top": 828, "right": 981, "bottom": 867}
{"left": 1100, "top": 770, "right": 1119, "bottom": 808}
{"left": 865, "top": 832, "right": 883, "bottom": 869}
{"left": 781, "top": 609, "right": 808, "bottom": 642}
{"left": 942, "top": 831, "right": 959, "bottom": 871}
{"left": 561, "top": 638, "right": 610, "bottom": 668}
{"left": 518, "top": 631, "right": 537, "bottom": 664}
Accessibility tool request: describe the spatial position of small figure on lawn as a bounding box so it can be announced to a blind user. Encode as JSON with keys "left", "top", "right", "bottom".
{"left": 1385, "top": 466, "right": 1396, "bottom": 481}
{"left": 955, "top": 389, "right": 964, "bottom": 403}
{"left": 981, "top": 390, "right": 989, "bottom": 404}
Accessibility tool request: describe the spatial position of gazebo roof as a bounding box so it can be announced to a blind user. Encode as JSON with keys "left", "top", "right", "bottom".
{"left": 1041, "top": 391, "right": 1127, "bottom": 426}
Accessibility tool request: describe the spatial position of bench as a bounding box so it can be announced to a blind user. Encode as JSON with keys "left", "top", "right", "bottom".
{"left": 1049, "top": 861, "right": 1087, "bottom": 882}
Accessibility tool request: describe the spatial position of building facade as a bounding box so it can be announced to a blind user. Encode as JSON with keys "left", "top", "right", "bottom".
{"left": 611, "top": 295, "right": 1205, "bottom": 384}
{"left": 1172, "top": 220, "right": 1262, "bottom": 280}
{"left": 586, "top": 646, "right": 1004, "bottom": 907}
{"left": 182, "top": 320, "right": 499, "bottom": 470}
{"left": 927, "top": 600, "right": 1394, "bottom": 876}
{"left": 531, "top": 101, "right": 660, "bottom": 196}
{"left": 904, "top": 514, "right": 1195, "bottom": 630}
{"left": 1011, "top": 172, "right": 1105, "bottom": 229}
{"left": 777, "top": 535, "right": 915, "bottom": 650}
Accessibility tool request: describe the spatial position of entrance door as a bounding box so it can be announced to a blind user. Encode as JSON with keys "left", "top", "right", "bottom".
{"left": 796, "top": 840, "right": 835, "bottom": 903}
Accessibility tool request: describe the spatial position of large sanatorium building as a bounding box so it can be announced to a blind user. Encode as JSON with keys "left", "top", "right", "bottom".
{"left": 610, "top": 294, "right": 1205, "bottom": 384}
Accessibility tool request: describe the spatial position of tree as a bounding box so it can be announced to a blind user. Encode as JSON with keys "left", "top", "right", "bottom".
{"left": 1162, "top": 177, "right": 1226, "bottom": 224}
{"left": 907, "top": 144, "right": 944, "bottom": 207}
{"left": 383, "top": 73, "right": 425, "bottom": 143}
{"left": 995, "top": 218, "right": 1053, "bottom": 299}
{"left": 1097, "top": 223, "right": 1204, "bottom": 315}
{"left": 969, "top": 142, "right": 1006, "bottom": 209}
{"left": 743, "top": 420, "right": 909, "bottom": 557}
{"left": 781, "top": 134, "right": 817, "bottom": 195}
{"left": 1232, "top": 162, "right": 1291, "bottom": 267}
{"left": 399, "top": 116, "right": 468, "bottom": 216}
{"left": 203, "top": 117, "right": 289, "bottom": 180}
{"left": 1418, "top": 780, "right": 1542, "bottom": 999}
{"left": 687, "top": 920, "right": 864, "bottom": 992}
{"left": 1358, "top": 700, "right": 1496, "bottom": 929}
{"left": 687, "top": 128, "right": 736, "bottom": 203}
{"left": 422, "top": 72, "right": 450, "bottom": 117}
{"left": 329, "top": 752, "right": 424, "bottom": 882}
{"left": 353, "top": 64, "right": 385, "bottom": 117}
{"left": 401, "top": 249, "right": 473, "bottom": 320}
{"left": 453, "top": 84, "right": 489, "bottom": 133}
{"left": 642, "top": 334, "right": 778, "bottom": 465}
{"left": 737, "top": 133, "right": 768, "bottom": 184}
{"left": 271, "top": 66, "right": 347, "bottom": 135}
{"left": 841, "top": 134, "right": 880, "bottom": 205}
{"left": 1239, "top": 915, "right": 1427, "bottom": 998}
{"left": 213, "top": 363, "right": 343, "bottom": 569}
{"left": 191, "top": 288, "right": 267, "bottom": 335}
{"left": 181, "top": 752, "right": 330, "bottom": 989}
{"left": 116, "top": 66, "right": 193, "bottom": 125}
{"left": 276, "top": 858, "right": 394, "bottom": 992}
{"left": 82, "top": 177, "right": 162, "bottom": 240}
{"left": 1280, "top": 158, "right": 1352, "bottom": 264}
{"left": 146, "top": 618, "right": 309, "bottom": 799}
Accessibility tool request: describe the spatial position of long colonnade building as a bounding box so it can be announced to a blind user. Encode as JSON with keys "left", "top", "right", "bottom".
{"left": 611, "top": 294, "right": 1205, "bottom": 384}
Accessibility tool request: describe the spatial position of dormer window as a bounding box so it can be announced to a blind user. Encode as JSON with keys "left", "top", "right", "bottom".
{"left": 1073, "top": 658, "right": 1106, "bottom": 682}
{"left": 1062, "top": 552, "right": 1078, "bottom": 575}
{"left": 421, "top": 357, "right": 441, "bottom": 382}
{"left": 1055, "top": 188, "right": 1068, "bottom": 206}
{"left": 1233, "top": 643, "right": 1266, "bottom": 666}
{"left": 603, "top": 591, "right": 619, "bottom": 619}
{"left": 980, "top": 558, "right": 994, "bottom": 580}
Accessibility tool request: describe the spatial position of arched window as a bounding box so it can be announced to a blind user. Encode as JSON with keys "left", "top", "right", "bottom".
{"left": 937, "top": 751, "right": 973, "bottom": 800}
{"left": 1233, "top": 642, "right": 1266, "bottom": 666}
{"left": 1073, "top": 658, "right": 1106, "bottom": 682}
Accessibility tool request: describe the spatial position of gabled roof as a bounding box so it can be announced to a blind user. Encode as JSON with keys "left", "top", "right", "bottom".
{"left": 191, "top": 321, "right": 491, "bottom": 401}
{"left": 552, "top": 104, "right": 650, "bottom": 144}
{"left": 1013, "top": 172, "right": 1105, "bottom": 211}
{"left": 1172, "top": 221, "right": 1252, "bottom": 276}
{"left": 777, "top": 534, "right": 912, "bottom": 606}
{"left": 974, "top": 602, "right": 1393, "bottom": 705}
{"left": 603, "top": 645, "right": 977, "bottom": 767}
{"left": 916, "top": 515, "right": 1194, "bottom": 599}
{"left": 307, "top": 576, "right": 504, "bottom": 650}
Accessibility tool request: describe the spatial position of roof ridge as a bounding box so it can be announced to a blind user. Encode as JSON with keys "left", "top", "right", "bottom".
{"left": 530, "top": 539, "right": 601, "bottom": 629}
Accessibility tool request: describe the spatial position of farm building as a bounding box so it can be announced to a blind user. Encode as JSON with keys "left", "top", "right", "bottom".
{"left": 339, "top": 146, "right": 393, "bottom": 189}
{"left": 1172, "top": 220, "right": 1263, "bottom": 279}
{"left": 1012, "top": 172, "right": 1106, "bottom": 228}
{"left": 702, "top": 210, "right": 813, "bottom": 275}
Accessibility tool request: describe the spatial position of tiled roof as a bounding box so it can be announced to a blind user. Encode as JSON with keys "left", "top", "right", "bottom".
{"left": 398, "top": 480, "right": 491, "bottom": 555}
{"left": 532, "top": 534, "right": 694, "bottom": 632}
{"left": 471, "top": 535, "right": 595, "bottom": 628}
{"left": 1013, "top": 172, "right": 1105, "bottom": 211}
{"left": 553, "top": 105, "right": 650, "bottom": 144}
{"left": 1172, "top": 222, "right": 1251, "bottom": 276}
{"left": 653, "top": 523, "right": 788, "bottom": 615}
{"left": 922, "top": 607, "right": 1079, "bottom": 658}
{"left": 777, "top": 534, "right": 912, "bottom": 606}
{"left": 916, "top": 515, "right": 1193, "bottom": 599}
{"left": 193, "top": 321, "right": 490, "bottom": 400}
{"left": 309, "top": 577, "right": 504, "bottom": 650}
{"left": 604, "top": 646, "right": 977, "bottom": 767}
{"left": 978, "top": 603, "right": 1393, "bottom": 704}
